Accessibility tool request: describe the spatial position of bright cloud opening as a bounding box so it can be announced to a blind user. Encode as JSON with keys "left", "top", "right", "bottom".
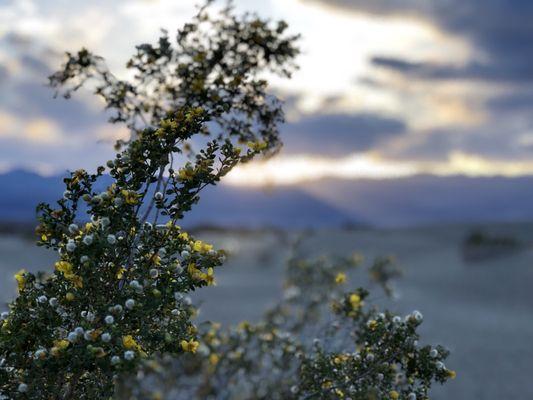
{"left": 226, "top": 151, "right": 533, "bottom": 187}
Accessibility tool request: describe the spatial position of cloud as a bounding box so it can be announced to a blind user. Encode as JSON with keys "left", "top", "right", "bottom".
{"left": 486, "top": 91, "right": 533, "bottom": 113}
{"left": 0, "top": 28, "right": 128, "bottom": 173}
{"left": 226, "top": 149, "right": 533, "bottom": 187}
{"left": 371, "top": 56, "right": 533, "bottom": 82}
{"left": 382, "top": 122, "right": 533, "bottom": 164}
{"left": 303, "top": 0, "right": 533, "bottom": 83}
{"left": 0, "top": 30, "right": 112, "bottom": 133}
{"left": 281, "top": 112, "right": 406, "bottom": 156}
{"left": 0, "top": 64, "right": 7, "bottom": 83}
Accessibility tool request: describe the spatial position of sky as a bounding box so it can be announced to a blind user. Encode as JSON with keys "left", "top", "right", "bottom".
{"left": 1, "top": 0, "right": 533, "bottom": 186}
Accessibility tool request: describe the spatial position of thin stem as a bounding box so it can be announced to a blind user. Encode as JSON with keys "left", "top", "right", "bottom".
{"left": 140, "top": 165, "right": 165, "bottom": 225}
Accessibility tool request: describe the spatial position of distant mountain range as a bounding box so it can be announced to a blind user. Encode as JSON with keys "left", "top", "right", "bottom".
{"left": 1, "top": 170, "right": 533, "bottom": 228}
{"left": 0, "top": 170, "right": 357, "bottom": 229}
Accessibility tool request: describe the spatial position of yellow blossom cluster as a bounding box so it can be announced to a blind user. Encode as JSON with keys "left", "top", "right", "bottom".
{"left": 187, "top": 263, "right": 216, "bottom": 285}
{"left": 180, "top": 339, "right": 199, "bottom": 353}
{"left": 121, "top": 189, "right": 139, "bottom": 205}
{"left": 192, "top": 240, "right": 213, "bottom": 253}
{"left": 335, "top": 272, "right": 347, "bottom": 284}
{"left": 55, "top": 261, "right": 83, "bottom": 288}
{"left": 14, "top": 269, "right": 26, "bottom": 291}
{"left": 123, "top": 335, "right": 147, "bottom": 357}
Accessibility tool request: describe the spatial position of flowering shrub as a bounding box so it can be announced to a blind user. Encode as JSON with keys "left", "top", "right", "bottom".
{"left": 116, "top": 237, "right": 454, "bottom": 399}
{"left": 0, "top": 2, "right": 453, "bottom": 399}
{"left": 0, "top": 3, "right": 298, "bottom": 398}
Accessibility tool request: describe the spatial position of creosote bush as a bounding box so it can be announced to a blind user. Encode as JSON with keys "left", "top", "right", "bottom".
{"left": 117, "top": 238, "right": 454, "bottom": 399}
{"left": 0, "top": 2, "right": 453, "bottom": 399}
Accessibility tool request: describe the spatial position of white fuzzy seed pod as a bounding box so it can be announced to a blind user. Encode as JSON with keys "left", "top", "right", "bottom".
{"left": 125, "top": 299, "right": 135, "bottom": 310}
{"left": 66, "top": 241, "right": 76, "bottom": 252}
{"left": 83, "top": 235, "right": 94, "bottom": 246}
{"left": 68, "top": 224, "right": 79, "bottom": 234}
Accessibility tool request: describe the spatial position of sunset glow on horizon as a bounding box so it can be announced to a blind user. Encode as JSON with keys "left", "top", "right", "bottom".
{"left": 226, "top": 151, "right": 533, "bottom": 186}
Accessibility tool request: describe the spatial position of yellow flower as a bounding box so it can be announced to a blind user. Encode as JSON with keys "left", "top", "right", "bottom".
{"left": 333, "top": 354, "right": 348, "bottom": 365}
{"left": 180, "top": 339, "right": 199, "bottom": 353}
{"left": 116, "top": 266, "right": 126, "bottom": 279}
{"left": 178, "top": 168, "right": 195, "bottom": 181}
{"left": 349, "top": 293, "right": 362, "bottom": 310}
{"left": 1, "top": 320, "right": 9, "bottom": 331}
{"left": 54, "top": 339, "right": 70, "bottom": 350}
{"left": 321, "top": 380, "right": 333, "bottom": 389}
{"left": 447, "top": 369, "right": 457, "bottom": 379}
{"left": 247, "top": 140, "right": 267, "bottom": 152}
{"left": 121, "top": 190, "right": 139, "bottom": 205}
{"left": 192, "top": 240, "right": 213, "bottom": 253}
{"left": 203, "top": 267, "right": 216, "bottom": 286}
{"left": 209, "top": 353, "right": 220, "bottom": 365}
{"left": 89, "top": 329, "right": 102, "bottom": 341}
{"left": 70, "top": 275, "right": 83, "bottom": 288}
{"left": 14, "top": 269, "right": 26, "bottom": 291}
{"left": 55, "top": 261, "right": 73, "bottom": 274}
{"left": 123, "top": 335, "right": 141, "bottom": 350}
{"left": 335, "top": 272, "right": 346, "bottom": 284}
{"left": 238, "top": 321, "right": 250, "bottom": 331}
{"left": 151, "top": 392, "right": 163, "bottom": 400}
{"left": 55, "top": 261, "right": 83, "bottom": 288}
{"left": 367, "top": 320, "right": 378, "bottom": 331}
{"left": 65, "top": 292, "right": 75, "bottom": 301}
{"left": 150, "top": 254, "right": 161, "bottom": 266}
{"left": 187, "top": 262, "right": 200, "bottom": 277}
{"left": 389, "top": 390, "right": 399, "bottom": 400}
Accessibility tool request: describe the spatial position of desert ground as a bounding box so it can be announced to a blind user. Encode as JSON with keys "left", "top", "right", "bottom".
{"left": 1, "top": 223, "right": 532, "bottom": 399}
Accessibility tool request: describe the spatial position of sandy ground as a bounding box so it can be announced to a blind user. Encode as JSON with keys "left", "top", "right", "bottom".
{"left": 1, "top": 223, "right": 533, "bottom": 399}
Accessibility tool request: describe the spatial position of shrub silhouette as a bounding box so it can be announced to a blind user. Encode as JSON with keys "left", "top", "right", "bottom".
{"left": 0, "top": 2, "right": 453, "bottom": 399}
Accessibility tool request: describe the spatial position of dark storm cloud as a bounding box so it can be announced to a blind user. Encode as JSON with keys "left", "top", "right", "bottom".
{"left": 281, "top": 113, "right": 406, "bottom": 156}
{"left": 304, "top": 0, "right": 533, "bottom": 82}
